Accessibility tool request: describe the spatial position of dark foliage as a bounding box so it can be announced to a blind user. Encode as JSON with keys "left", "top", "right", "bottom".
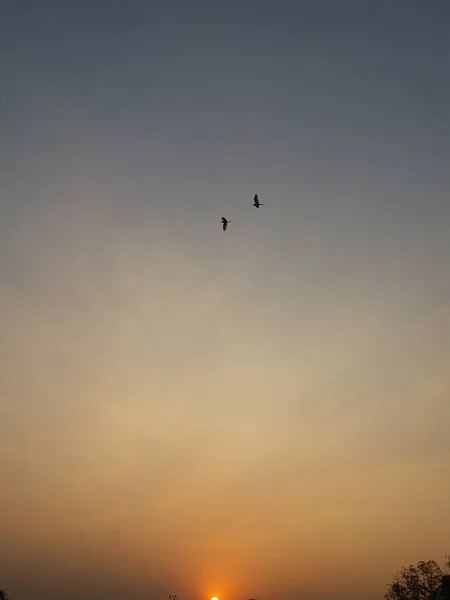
{"left": 385, "top": 560, "right": 445, "bottom": 600}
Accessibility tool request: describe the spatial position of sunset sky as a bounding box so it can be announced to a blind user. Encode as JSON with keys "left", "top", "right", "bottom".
{"left": 1, "top": 1, "right": 449, "bottom": 599}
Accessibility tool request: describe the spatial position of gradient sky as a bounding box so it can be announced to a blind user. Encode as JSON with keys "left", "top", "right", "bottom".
{"left": 1, "top": 1, "right": 450, "bottom": 599}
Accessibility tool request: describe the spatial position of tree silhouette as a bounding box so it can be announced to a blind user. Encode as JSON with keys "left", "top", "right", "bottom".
{"left": 0, "top": 590, "right": 8, "bottom": 600}
{"left": 385, "top": 560, "right": 444, "bottom": 600}
{"left": 438, "top": 576, "right": 450, "bottom": 600}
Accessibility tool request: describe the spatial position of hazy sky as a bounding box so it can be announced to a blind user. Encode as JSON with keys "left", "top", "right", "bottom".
{"left": 1, "top": 1, "right": 449, "bottom": 599}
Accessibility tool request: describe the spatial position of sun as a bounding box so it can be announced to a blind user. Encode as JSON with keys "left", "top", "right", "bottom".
{"left": 211, "top": 596, "right": 219, "bottom": 600}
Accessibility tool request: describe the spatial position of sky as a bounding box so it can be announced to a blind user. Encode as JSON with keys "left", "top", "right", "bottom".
{"left": 1, "top": 1, "right": 449, "bottom": 599}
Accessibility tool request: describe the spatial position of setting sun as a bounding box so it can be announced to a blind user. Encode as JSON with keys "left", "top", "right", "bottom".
{"left": 211, "top": 596, "right": 218, "bottom": 600}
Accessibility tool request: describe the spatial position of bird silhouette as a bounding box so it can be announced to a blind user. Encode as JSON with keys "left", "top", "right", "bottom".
{"left": 253, "top": 194, "right": 263, "bottom": 208}
{"left": 221, "top": 217, "right": 231, "bottom": 231}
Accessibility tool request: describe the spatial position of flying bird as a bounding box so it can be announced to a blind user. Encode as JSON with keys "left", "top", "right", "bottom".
{"left": 253, "top": 194, "right": 263, "bottom": 208}
{"left": 221, "top": 217, "right": 231, "bottom": 231}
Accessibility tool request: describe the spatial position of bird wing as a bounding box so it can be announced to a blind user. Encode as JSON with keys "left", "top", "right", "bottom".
{"left": 254, "top": 194, "right": 258, "bottom": 203}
